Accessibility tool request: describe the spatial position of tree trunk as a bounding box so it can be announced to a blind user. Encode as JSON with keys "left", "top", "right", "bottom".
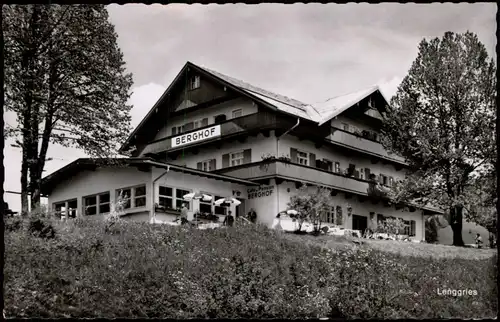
{"left": 450, "top": 205, "right": 465, "bottom": 246}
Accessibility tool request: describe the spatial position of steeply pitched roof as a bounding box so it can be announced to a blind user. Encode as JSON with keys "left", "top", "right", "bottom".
{"left": 120, "top": 61, "right": 391, "bottom": 152}
{"left": 195, "top": 64, "right": 318, "bottom": 121}
{"left": 311, "top": 85, "right": 390, "bottom": 126}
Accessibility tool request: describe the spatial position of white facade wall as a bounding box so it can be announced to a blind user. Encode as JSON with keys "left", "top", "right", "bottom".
{"left": 48, "top": 167, "right": 152, "bottom": 218}
{"left": 154, "top": 98, "right": 258, "bottom": 140}
{"left": 48, "top": 165, "right": 252, "bottom": 223}
{"left": 167, "top": 133, "right": 277, "bottom": 169}
{"left": 276, "top": 181, "right": 425, "bottom": 240}
{"left": 245, "top": 180, "right": 279, "bottom": 226}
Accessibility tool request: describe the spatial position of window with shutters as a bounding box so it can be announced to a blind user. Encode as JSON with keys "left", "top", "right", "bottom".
{"left": 360, "top": 168, "right": 364, "bottom": 180}
{"left": 296, "top": 150, "right": 308, "bottom": 166}
{"left": 381, "top": 174, "right": 388, "bottom": 186}
{"left": 322, "top": 206, "right": 336, "bottom": 224}
{"left": 201, "top": 159, "right": 215, "bottom": 171}
{"left": 189, "top": 75, "right": 200, "bottom": 90}
{"left": 389, "top": 177, "right": 394, "bottom": 187}
{"left": 229, "top": 151, "right": 244, "bottom": 166}
{"left": 334, "top": 162, "right": 340, "bottom": 173}
{"left": 232, "top": 109, "right": 242, "bottom": 118}
{"left": 404, "top": 220, "right": 410, "bottom": 235}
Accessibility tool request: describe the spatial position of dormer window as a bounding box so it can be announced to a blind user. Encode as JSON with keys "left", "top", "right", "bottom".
{"left": 189, "top": 75, "right": 200, "bottom": 90}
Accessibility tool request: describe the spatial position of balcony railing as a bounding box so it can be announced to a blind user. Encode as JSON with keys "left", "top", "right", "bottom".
{"left": 328, "top": 127, "right": 406, "bottom": 164}
{"left": 140, "top": 111, "right": 325, "bottom": 156}
{"left": 216, "top": 160, "right": 443, "bottom": 214}
{"left": 217, "top": 160, "right": 371, "bottom": 196}
{"left": 140, "top": 111, "right": 285, "bottom": 155}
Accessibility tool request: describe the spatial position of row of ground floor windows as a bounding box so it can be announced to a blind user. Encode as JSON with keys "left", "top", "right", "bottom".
{"left": 53, "top": 184, "right": 233, "bottom": 217}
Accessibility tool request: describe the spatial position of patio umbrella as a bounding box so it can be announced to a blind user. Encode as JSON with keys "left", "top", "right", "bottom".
{"left": 214, "top": 197, "right": 241, "bottom": 206}
{"left": 183, "top": 192, "right": 213, "bottom": 202}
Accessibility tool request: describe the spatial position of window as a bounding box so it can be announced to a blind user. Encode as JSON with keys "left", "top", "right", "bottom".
{"left": 99, "top": 193, "right": 110, "bottom": 214}
{"left": 334, "top": 162, "right": 340, "bottom": 173}
{"left": 381, "top": 175, "right": 388, "bottom": 186}
{"left": 176, "top": 189, "right": 191, "bottom": 210}
{"left": 172, "top": 126, "right": 183, "bottom": 136}
{"left": 117, "top": 188, "right": 132, "bottom": 209}
{"left": 134, "top": 185, "right": 146, "bottom": 207}
{"left": 201, "top": 159, "right": 215, "bottom": 171}
{"left": 323, "top": 159, "right": 333, "bottom": 171}
{"left": 388, "top": 177, "right": 394, "bottom": 187}
{"left": 297, "top": 150, "right": 308, "bottom": 166}
{"left": 404, "top": 220, "right": 410, "bottom": 235}
{"left": 84, "top": 192, "right": 110, "bottom": 216}
{"left": 159, "top": 186, "right": 173, "bottom": 209}
{"left": 214, "top": 195, "right": 225, "bottom": 215}
{"left": 84, "top": 195, "right": 97, "bottom": 215}
{"left": 67, "top": 199, "right": 77, "bottom": 218}
{"left": 360, "top": 168, "right": 364, "bottom": 180}
{"left": 53, "top": 202, "right": 66, "bottom": 218}
{"left": 194, "top": 121, "right": 200, "bottom": 129}
{"left": 232, "top": 109, "right": 242, "bottom": 118}
{"left": 322, "top": 207, "right": 336, "bottom": 224}
{"left": 230, "top": 151, "right": 244, "bottom": 166}
{"left": 342, "top": 123, "right": 349, "bottom": 131}
{"left": 189, "top": 75, "right": 200, "bottom": 90}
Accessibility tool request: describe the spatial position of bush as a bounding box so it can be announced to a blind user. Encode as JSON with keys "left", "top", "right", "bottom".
{"left": 4, "top": 219, "right": 497, "bottom": 318}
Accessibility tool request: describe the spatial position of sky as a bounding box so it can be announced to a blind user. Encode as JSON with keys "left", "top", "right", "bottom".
{"left": 3, "top": 3, "right": 496, "bottom": 211}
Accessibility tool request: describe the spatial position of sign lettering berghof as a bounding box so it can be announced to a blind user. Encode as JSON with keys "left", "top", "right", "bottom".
{"left": 248, "top": 186, "right": 274, "bottom": 199}
{"left": 171, "top": 125, "right": 221, "bottom": 148}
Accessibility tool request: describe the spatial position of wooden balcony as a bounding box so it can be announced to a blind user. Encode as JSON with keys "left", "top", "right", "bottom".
{"left": 140, "top": 111, "right": 327, "bottom": 156}
{"left": 328, "top": 127, "right": 406, "bottom": 164}
{"left": 217, "top": 160, "right": 371, "bottom": 196}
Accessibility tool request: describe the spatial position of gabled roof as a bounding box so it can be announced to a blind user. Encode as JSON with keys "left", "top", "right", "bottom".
{"left": 195, "top": 64, "right": 321, "bottom": 121}
{"left": 41, "top": 157, "right": 259, "bottom": 195}
{"left": 312, "top": 85, "right": 391, "bottom": 126}
{"left": 120, "top": 61, "right": 392, "bottom": 152}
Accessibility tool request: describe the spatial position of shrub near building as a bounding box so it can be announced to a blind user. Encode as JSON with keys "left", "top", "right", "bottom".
{"left": 4, "top": 218, "right": 497, "bottom": 319}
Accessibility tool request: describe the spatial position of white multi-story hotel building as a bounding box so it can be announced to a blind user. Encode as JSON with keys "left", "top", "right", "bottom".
{"left": 41, "top": 62, "right": 442, "bottom": 240}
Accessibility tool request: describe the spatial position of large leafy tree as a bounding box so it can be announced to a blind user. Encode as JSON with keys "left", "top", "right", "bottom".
{"left": 3, "top": 5, "right": 133, "bottom": 213}
{"left": 381, "top": 31, "right": 496, "bottom": 246}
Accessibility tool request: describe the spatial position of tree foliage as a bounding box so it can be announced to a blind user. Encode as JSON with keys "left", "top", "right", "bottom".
{"left": 381, "top": 31, "right": 496, "bottom": 246}
{"left": 286, "top": 184, "right": 333, "bottom": 233}
{"left": 3, "top": 5, "right": 133, "bottom": 211}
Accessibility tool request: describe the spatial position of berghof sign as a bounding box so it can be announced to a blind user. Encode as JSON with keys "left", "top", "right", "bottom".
{"left": 248, "top": 186, "right": 274, "bottom": 199}
{"left": 171, "top": 125, "right": 221, "bottom": 148}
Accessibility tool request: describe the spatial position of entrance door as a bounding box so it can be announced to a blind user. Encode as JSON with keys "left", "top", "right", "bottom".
{"left": 352, "top": 215, "right": 368, "bottom": 233}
